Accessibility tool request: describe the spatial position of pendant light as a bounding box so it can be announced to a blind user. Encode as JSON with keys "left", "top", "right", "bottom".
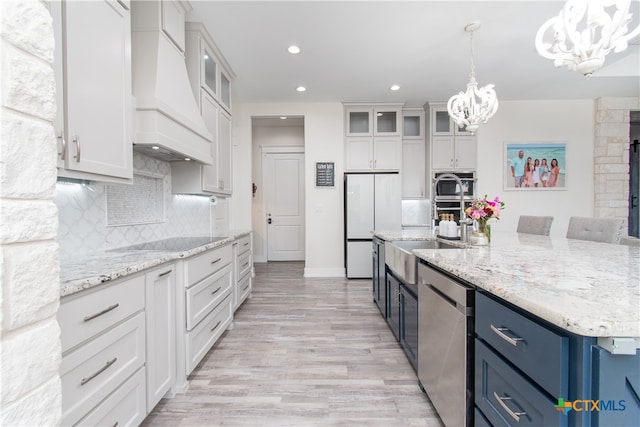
{"left": 535, "top": 0, "right": 640, "bottom": 77}
{"left": 447, "top": 22, "right": 499, "bottom": 135}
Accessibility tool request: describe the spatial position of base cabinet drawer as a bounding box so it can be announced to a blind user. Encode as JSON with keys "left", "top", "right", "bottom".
{"left": 237, "top": 250, "right": 252, "bottom": 279}
{"left": 475, "top": 339, "right": 566, "bottom": 427}
{"left": 185, "top": 294, "right": 232, "bottom": 374}
{"left": 238, "top": 271, "right": 251, "bottom": 306}
{"left": 58, "top": 274, "right": 145, "bottom": 353}
{"left": 185, "top": 264, "right": 232, "bottom": 330}
{"left": 186, "top": 244, "right": 232, "bottom": 286}
{"left": 77, "top": 367, "right": 146, "bottom": 427}
{"left": 237, "top": 234, "right": 251, "bottom": 255}
{"left": 61, "top": 313, "right": 146, "bottom": 426}
{"left": 476, "top": 292, "right": 568, "bottom": 397}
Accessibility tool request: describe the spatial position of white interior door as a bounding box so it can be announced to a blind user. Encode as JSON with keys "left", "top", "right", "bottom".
{"left": 264, "top": 152, "right": 305, "bottom": 261}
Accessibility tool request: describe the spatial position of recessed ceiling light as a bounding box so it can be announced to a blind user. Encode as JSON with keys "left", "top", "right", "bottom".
{"left": 152, "top": 146, "right": 160, "bottom": 150}
{"left": 203, "top": 54, "right": 209, "bottom": 60}
{"left": 184, "top": 158, "right": 191, "bottom": 161}
{"left": 288, "top": 45, "right": 301, "bottom": 54}
{"left": 390, "top": 85, "right": 400, "bottom": 91}
{"left": 296, "top": 86, "right": 306, "bottom": 92}
{"left": 280, "top": 116, "right": 287, "bottom": 120}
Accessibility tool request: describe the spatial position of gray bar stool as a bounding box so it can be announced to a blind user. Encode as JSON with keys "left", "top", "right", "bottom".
{"left": 516, "top": 215, "right": 554, "bottom": 236}
{"left": 566, "top": 216, "right": 626, "bottom": 244}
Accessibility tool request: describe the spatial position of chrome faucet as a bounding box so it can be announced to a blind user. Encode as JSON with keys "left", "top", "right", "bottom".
{"left": 432, "top": 173, "right": 473, "bottom": 242}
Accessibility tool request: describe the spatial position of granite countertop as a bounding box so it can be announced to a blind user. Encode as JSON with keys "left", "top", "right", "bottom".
{"left": 374, "top": 229, "right": 471, "bottom": 248}
{"left": 413, "top": 231, "right": 640, "bottom": 338}
{"left": 60, "top": 230, "right": 252, "bottom": 297}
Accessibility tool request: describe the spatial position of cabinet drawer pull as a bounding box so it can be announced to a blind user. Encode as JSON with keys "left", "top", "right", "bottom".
{"left": 210, "top": 321, "right": 221, "bottom": 332}
{"left": 80, "top": 357, "right": 117, "bottom": 386}
{"left": 110, "top": 422, "right": 118, "bottom": 427}
{"left": 83, "top": 303, "right": 119, "bottom": 322}
{"left": 158, "top": 269, "right": 173, "bottom": 278}
{"left": 493, "top": 392, "right": 527, "bottom": 422}
{"left": 210, "top": 257, "right": 222, "bottom": 265}
{"left": 242, "top": 284, "right": 250, "bottom": 291}
{"left": 242, "top": 262, "right": 249, "bottom": 268}
{"left": 490, "top": 324, "right": 524, "bottom": 346}
{"left": 211, "top": 286, "right": 222, "bottom": 295}
{"left": 242, "top": 242, "right": 249, "bottom": 247}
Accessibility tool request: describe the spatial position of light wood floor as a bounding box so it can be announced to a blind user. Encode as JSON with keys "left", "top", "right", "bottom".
{"left": 142, "top": 262, "right": 443, "bottom": 426}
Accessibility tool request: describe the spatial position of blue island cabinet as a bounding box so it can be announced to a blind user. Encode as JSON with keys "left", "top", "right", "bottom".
{"left": 474, "top": 291, "right": 640, "bottom": 427}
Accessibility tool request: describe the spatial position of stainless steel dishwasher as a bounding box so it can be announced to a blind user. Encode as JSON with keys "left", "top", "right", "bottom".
{"left": 418, "top": 260, "right": 474, "bottom": 427}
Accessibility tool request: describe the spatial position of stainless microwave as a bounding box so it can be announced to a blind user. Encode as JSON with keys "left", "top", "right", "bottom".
{"left": 433, "top": 172, "right": 476, "bottom": 200}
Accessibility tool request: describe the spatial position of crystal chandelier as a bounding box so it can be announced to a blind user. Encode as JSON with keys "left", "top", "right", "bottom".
{"left": 447, "top": 22, "right": 498, "bottom": 135}
{"left": 535, "top": 0, "right": 640, "bottom": 77}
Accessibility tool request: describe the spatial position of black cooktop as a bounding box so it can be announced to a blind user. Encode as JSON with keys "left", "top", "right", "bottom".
{"left": 114, "top": 236, "right": 228, "bottom": 252}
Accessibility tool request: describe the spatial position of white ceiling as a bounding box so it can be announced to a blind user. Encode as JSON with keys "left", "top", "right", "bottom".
{"left": 188, "top": 0, "right": 640, "bottom": 108}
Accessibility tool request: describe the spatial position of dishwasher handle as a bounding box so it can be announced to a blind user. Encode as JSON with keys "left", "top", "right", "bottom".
{"left": 426, "top": 283, "right": 472, "bottom": 316}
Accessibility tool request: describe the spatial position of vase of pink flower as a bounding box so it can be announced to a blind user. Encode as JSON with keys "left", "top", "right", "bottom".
{"left": 465, "top": 195, "right": 505, "bottom": 244}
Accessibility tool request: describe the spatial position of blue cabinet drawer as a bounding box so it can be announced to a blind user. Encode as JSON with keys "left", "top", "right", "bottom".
{"left": 475, "top": 407, "right": 492, "bottom": 427}
{"left": 476, "top": 292, "right": 568, "bottom": 397}
{"left": 475, "top": 339, "right": 567, "bottom": 427}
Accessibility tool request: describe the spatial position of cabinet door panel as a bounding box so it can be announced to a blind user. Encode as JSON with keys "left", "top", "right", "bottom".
{"left": 373, "top": 137, "right": 401, "bottom": 171}
{"left": 218, "top": 108, "right": 232, "bottom": 194}
{"left": 454, "top": 136, "right": 477, "bottom": 170}
{"left": 402, "top": 140, "right": 426, "bottom": 198}
{"left": 346, "top": 137, "right": 373, "bottom": 171}
{"left": 145, "top": 265, "right": 175, "bottom": 410}
{"left": 64, "top": 0, "right": 132, "bottom": 178}
{"left": 201, "top": 91, "right": 220, "bottom": 192}
{"left": 432, "top": 136, "right": 455, "bottom": 170}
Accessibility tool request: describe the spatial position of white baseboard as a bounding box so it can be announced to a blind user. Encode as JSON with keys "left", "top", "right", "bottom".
{"left": 303, "top": 267, "right": 346, "bottom": 278}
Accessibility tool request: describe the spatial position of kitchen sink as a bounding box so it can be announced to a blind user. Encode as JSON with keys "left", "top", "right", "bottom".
{"left": 385, "top": 240, "right": 458, "bottom": 284}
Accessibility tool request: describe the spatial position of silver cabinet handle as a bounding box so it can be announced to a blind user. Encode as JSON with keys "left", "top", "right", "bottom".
{"left": 242, "top": 262, "right": 249, "bottom": 268}
{"left": 158, "top": 269, "right": 173, "bottom": 278}
{"left": 493, "top": 392, "right": 527, "bottom": 422}
{"left": 211, "top": 286, "right": 222, "bottom": 295}
{"left": 210, "top": 320, "right": 221, "bottom": 332}
{"left": 73, "top": 135, "right": 81, "bottom": 162}
{"left": 110, "top": 423, "right": 118, "bottom": 427}
{"left": 57, "top": 132, "right": 66, "bottom": 160}
{"left": 80, "top": 357, "right": 117, "bottom": 386}
{"left": 242, "top": 284, "right": 250, "bottom": 291}
{"left": 83, "top": 303, "right": 119, "bottom": 322}
{"left": 242, "top": 242, "right": 249, "bottom": 247}
{"left": 374, "top": 159, "right": 377, "bottom": 168}
{"left": 210, "top": 257, "right": 222, "bottom": 265}
{"left": 490, "top": 324, "right": 524, "bottom": 346}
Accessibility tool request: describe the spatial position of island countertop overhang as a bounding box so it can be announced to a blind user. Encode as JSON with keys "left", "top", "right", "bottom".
{"left": 412, "top": 231, "right": 640, "bottom": 338}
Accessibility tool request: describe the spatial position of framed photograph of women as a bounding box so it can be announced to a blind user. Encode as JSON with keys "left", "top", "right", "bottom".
{"left": 503, "top": 142, "right": 567, "bottom": 190}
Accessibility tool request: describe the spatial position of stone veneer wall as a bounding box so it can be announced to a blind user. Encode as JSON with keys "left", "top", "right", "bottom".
{"left": 0, "top": 0, "right": 62, "bottom": 425}
{"left": 594, "top": 97, "right": 640, "bottom": 225}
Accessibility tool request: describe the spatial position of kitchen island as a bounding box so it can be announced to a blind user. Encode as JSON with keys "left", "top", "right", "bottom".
{"left": 411, "top": 231, "right": 639, "bottom": 427}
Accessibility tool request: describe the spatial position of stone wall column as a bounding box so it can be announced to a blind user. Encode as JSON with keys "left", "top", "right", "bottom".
{"left": 594, "top": 97, "right": 640, "bottom": 224}
{"left": 0, "top": 0, "right": 62, "bottom": 425}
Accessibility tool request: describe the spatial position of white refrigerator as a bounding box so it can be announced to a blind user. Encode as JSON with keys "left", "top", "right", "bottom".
{"left": 345, "top": 173, "right": 401, "bottom": 278}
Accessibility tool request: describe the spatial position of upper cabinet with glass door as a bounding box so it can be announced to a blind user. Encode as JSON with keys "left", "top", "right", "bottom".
{"left": 345, "top": 104, "right": 403, "bottom": 137}
{"left": 428, "top": 103, "right": 473, "bottom": 136}
{"left": 185, "top": 22, "right": 235, "bottom": 114}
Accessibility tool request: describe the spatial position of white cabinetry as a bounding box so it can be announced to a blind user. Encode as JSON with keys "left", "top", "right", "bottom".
{"left": 145, "top": 264, "right": 176, "bottom": 411}
{"left": 402, "top": 108, "right": 426, "bottom": 198}
{"left": 173, "top": 22, "right": 235, "bottom": 195}
{"left": 344, "top": 104, "right": 403, "bottom": 172}
{"left": 51, "top": 0, "right": 133, "bottom": 184}
{"left": 232, "top": 234, "right": 253, "bottom": 310}
{"left": 428, "top": 103, "right": 476, "bottom": 171}
{"left": 175, "top": 244, "right": 234, "bottom": 389}
{"left": 58, "top": 274, "right": 146, "bottom": 426}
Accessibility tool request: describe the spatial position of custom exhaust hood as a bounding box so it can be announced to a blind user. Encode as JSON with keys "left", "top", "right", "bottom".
{"left": 130, "top": 0, "right": 213, "bottom": 165}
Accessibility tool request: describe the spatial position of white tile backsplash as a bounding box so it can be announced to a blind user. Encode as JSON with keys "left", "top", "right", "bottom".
{"left": 55, "top": 153, "right": 221, "bottom": 261}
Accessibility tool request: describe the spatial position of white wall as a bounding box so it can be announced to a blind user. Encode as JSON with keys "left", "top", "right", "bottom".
{"left": 475, "top": 100, "right": 595, "bottom": 237}
{"left": 251, "top": 125, "right": 304, "bottom": 261}
{"left": 230, "top": 102, "right": 345, "bottom": 277}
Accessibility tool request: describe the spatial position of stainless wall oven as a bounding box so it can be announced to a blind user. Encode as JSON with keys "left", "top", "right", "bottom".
{"left": 432, "top": 172, "right": 476, "bottom": 225}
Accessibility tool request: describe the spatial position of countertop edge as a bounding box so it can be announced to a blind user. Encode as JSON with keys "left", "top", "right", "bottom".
{"left": 60, "top": 231, "right": 252, "bottom": 298}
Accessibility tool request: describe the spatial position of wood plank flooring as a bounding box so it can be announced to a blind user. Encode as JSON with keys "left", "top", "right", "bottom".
{"left": 142, "top": 262, "right": 443, "bottom": 426}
